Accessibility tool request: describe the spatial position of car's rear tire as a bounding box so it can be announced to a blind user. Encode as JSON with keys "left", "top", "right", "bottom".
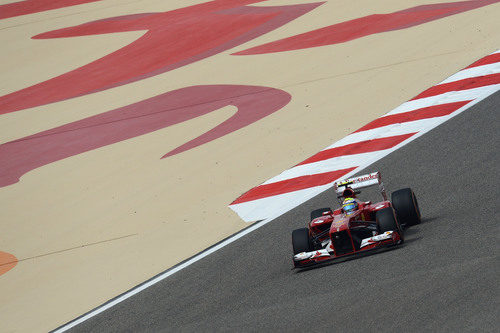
{"left": 292, "top": 228, "right": 312, "bottom": 255}
{"left": 310, "top": 207, "right": 332, "bottom": 220}
{"left": 376, "top": 207, "right": 404, "bottom": 243}
{"left": 391, "top": 188, "right": 421, "bottom": 226}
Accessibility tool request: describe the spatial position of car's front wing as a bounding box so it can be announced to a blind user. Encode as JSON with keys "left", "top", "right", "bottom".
{"left": 293, "top": 231, "right": 401, "bottom": 268}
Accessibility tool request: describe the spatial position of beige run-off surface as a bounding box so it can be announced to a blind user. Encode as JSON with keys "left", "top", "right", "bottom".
{"left": 0, "top": 0, "right": 499, "bottom": 331}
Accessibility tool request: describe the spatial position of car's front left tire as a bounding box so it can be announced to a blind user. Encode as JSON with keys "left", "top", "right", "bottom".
{"left": 310, "top": 207, "right": 332, "bottom": 221}
{"left": 391, "top": 188, "right": 421, "bottom": 226}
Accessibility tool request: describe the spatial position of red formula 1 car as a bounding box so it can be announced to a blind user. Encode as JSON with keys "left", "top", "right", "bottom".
{"left": 292, "top": 172, "right": 421, "bottom": 268}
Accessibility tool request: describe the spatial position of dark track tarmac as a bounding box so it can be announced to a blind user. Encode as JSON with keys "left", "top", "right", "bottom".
{"left": 72, "top": 91, "right": 500, "bottom": 332}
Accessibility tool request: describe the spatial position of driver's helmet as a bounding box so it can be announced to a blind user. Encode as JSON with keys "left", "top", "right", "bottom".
{"left": 342, "top": 197, "right": 358, "bottom": 214}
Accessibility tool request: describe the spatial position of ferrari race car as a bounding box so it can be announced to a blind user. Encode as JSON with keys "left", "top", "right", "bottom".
{"left": 292, "top": 172, "right": 421, "bottom": 268}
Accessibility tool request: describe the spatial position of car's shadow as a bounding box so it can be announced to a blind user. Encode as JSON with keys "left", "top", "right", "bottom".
{"left": 420, "top": 216, "right": 438, "bottom": 224}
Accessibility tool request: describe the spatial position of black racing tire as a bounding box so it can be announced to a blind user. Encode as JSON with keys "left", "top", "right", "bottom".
{"left": 310, "top": 207, "right": 332, "bottom": 221}
{"left": 292, "top": 228, "right": 313, "bottom": 255}
{"left": 391, "top": 188, "right": 421, "bottom": 226}
{"left": 376, "top": 207, "right": 404, "bottom": 242}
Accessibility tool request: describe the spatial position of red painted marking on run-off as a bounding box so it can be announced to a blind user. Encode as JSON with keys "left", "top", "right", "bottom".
{"left": 0, "top": 251, "right": 17, "bottom": 277}
{"left": 0, "top": 0, "right": 103, "bottom": 20}
{"left": 355, "top": 101, "right": 471, "bottom": 132}
{"left": 0, "top": 0, "right": 319, "bottom": 115}
{"left": 233, "top": 0, "right": 499, "bottom": 55}
{"left": 0, "top": 85, "right": 291, "bottom": 187}
{"left": 232, "top": 168, "right": 356, "bottom": 205}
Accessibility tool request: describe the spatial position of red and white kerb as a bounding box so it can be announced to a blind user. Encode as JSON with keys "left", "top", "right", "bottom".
{"left": 230, "top": 50, "right": 500, "bottom": 222}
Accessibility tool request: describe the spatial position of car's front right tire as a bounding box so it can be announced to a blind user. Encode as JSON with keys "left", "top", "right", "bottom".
{"left": 292, "top": 228, "right": 313, "bottom": 255}
{"left": 310, "top": 207, "right": 332, "bottom": 220}
{"left": 376, "top": 207, "right": 404, "bottom": 243}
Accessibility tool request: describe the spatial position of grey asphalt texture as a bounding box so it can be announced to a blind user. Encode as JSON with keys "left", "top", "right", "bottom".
{"left": 71, "top": 91, "right": 500, "bottom": 332}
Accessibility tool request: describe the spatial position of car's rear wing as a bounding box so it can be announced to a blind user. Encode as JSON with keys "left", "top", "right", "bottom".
{"left": 334, "top": 172, "right": 387, "bottom": 201}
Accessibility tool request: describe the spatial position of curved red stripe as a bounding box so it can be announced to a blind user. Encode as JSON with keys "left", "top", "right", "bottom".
{"left": 0, "top": 85, "right": 291, "bottom": 187}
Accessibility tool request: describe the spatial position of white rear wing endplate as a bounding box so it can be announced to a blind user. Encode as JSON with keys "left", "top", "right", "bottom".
{"left": 334, "top": 172, "right": 387, "bottom": 200}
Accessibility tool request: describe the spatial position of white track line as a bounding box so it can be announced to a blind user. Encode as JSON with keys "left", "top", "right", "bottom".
{"left": 53, "top": 216, "right": 275, "bottom": 332}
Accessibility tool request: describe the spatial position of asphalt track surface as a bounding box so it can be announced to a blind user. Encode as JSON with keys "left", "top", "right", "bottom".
{"left": 71, "top": 92, "right": 499, "bottom": 332}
